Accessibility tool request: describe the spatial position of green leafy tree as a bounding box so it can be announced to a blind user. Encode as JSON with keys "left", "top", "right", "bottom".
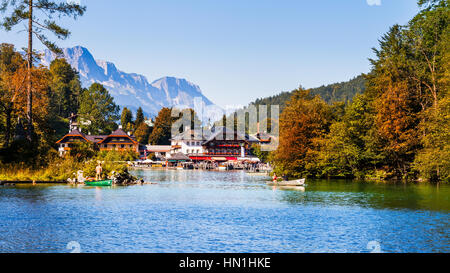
{"left": 414, "top": 94, "right": 450, "bottom": 182}
{"left": 78, "top": 83, "right": 120, "bottom": 135}
{"left": 49, "top": 58, "right": 82, "bottom": 117}
{"left": 407, "top": 0, "right": 449, "bottom": 110}
{"left": 318, "top": 94, "right": 382, "bottom": 179}
{"left": 148, "top": 107, "right": 175, "bottom": 145}
{"left": 68, "top": 142, "right": 96, "bottom": 162}
{"left": 0, "top": 0, "right": 86, "bottom": 140}
{"left": 250, "top": 144, "right": 269, "bottom": 163}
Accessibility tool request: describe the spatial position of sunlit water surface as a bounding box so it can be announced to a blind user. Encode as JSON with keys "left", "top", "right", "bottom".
{"left": 0, "top": 170, "right": 448, "bottom": 253}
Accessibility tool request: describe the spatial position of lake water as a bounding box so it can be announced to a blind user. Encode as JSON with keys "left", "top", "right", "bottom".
{"left": 0, "top": 169, "right": 449, "bottom": 253}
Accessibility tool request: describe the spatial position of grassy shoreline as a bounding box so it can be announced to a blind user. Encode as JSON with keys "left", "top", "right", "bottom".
{"left": 0, "top": 150, "right": 138, "bottom": 183}
{"left": 1, "top": 164, "right": 445, "bottom": 184}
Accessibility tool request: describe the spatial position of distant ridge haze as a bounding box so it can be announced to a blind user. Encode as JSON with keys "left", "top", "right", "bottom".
{"left": 39, "top": 46, "right": 218, "bottom": 117}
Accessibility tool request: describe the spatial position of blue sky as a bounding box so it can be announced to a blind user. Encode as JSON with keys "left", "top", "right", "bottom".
{"left": 0, "top": 0, "right": 419, "bottom": 108}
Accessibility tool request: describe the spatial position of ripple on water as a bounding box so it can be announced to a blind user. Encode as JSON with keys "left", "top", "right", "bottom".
{"left": 0, "top": 170, "right": 449, "bottom": 253}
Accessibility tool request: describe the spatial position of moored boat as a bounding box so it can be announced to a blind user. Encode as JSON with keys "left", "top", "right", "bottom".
{"left": 84, "top": 180, "right": 113, "bottom": 186}
{"left": 267, "top": 178, "right": 306, "bottom": 187}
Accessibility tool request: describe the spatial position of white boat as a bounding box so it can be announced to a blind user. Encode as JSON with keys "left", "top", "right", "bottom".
{"left": 267, "top": 178, "right": 306, "bottom": 186}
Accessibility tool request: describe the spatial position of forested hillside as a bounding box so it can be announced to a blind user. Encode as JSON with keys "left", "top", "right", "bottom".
{"left": 253, "top": 74, "right": 366, "bottom": 111}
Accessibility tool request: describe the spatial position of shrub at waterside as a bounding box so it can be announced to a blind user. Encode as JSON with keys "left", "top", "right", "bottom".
{"left": 0, "top": 150, "right": 138, "bottom": 182}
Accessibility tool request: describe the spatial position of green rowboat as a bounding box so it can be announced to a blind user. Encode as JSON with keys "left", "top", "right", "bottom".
{"left": 84, "top": 180, "right": 113, "bottom": 186}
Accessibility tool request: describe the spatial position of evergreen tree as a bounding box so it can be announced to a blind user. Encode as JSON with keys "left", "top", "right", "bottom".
{"left": 0, "top": 0, "right": 86, "bottom": 141}
{"left": 120, "top": 107, "right": 133, "bottom": 132}
{"left": 49, "top": 58, "right": 82, "bottom": 117}
{"left": 78, "top": 83, "right": 120, "bottom": 135}
{"left": 148, "top": 107, "right": 175, "bottom": 145}
{"left": 135, "top": 107, "right": 145, "bottom": 127}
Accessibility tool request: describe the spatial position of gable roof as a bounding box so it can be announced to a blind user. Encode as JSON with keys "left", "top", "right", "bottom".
{"left": 109, "top": 128, "right": 130, "bottom": 137}
{"left": 203, "top": 126, "right": 260, "bottom": 144}
{"left": 85, "top": 135, "right": 107, "bottom": 143}
{"left": 56, "top": 129, "right": 90, "bottom": 144}
{"left": 98, "top": 128, "right": 138, "bottom": 144}
{"left": 56, "top": 128, "right": 141, "bottom": 145}
{"left": 168, "top": 152, "right": 192, "bottom": 161}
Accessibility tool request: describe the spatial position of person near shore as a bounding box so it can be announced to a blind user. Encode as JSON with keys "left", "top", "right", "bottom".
{"left": 282, "top": 173, "right": 288, "bottom": 181}
{"left": 272, "top": 173, "right": 278, "bottom": 183}
{"left": 95, "top": 163, "right": 103, "bottom": 181}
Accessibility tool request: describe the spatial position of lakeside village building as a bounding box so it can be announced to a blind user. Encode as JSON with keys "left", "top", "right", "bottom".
{"left": 56, "top": 114, "right": 141, "bottom": 156}
{"left": 56, "top": 114, "right": 272, "bottom": 163}
{"left": 169, "top": 127, "right": 260, "bottom": 162}
{"left": 146, "top": 126, "right": 273, "bottom": 164}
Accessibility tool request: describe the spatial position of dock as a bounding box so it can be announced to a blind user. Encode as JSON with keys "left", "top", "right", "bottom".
{"left": 0, "top": 180, "right": 67, "bottom": 186}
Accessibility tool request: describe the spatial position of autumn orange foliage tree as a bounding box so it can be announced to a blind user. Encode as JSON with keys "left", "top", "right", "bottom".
{"left": 0, "top": 43, "right": 55, "bottom": 162}
{"left": 0, "top": 43, "right": 26, "bottom": 147}
{"left": 271, "top": 89, "right": 333, "bottom": 178}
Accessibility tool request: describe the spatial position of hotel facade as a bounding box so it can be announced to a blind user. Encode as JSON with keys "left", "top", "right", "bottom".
{"left": 168, "top": 126, "right": 261, "bottom": 162}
